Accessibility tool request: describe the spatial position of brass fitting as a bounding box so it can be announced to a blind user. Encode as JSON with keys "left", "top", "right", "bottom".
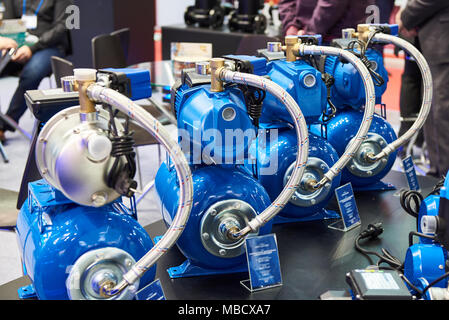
{"left": 304, "top": 179, "right": 318, "bottom": 191}
{"left": 226, "top": 226, "right": 241, "bottom": 241}
{"left": 283, "top": 36, "right": 301, "bottom": 62}
{"left": 210, "top": 58, "right": 225, "bottom": 92}
{"left": 99, "top": 280, "right": 116, "bottom": 298}
{"left": 356, "top": 24, "right": 371, "bottom": 43}
{"left": 74, "top": 69, "right": 97, "bottom": 114}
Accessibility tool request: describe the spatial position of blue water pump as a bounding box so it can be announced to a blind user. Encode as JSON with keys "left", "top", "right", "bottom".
{"left": 402, "top": 175, "right": 449, "bottom": 299}
{"left": 155, "top": 62, "right": 273, "bottom": 278}
{"left": 311, "top": 33, "right": 398, "bottom": 191}
{"left": 15, "top": 68, "right": 158, "bottom": 300}
{"left": 237, "top": 46, "right": 342, "bottom": 223}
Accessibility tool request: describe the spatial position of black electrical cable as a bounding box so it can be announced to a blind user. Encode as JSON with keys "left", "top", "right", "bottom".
{"left": 408, "top": 231, "right": 436, "bottom": 247}
{"left": 347, "top": 32, "right": 385, "bottom": 87}
{"left": 106, "top": 105, "right": 138, "bottom": 197}
{"left": 321, "top": 73, "right": 337, "bottom": 123}
{"left": 400, "top": 189, "right": 424, "bottom": 220}
{"left": 428, "top": 175, "right": 446, "bottom": 196}
{"left": 355, "top": 223, "right": 404, "bottom": 270}
{"left": 421, "top": 271, "right": 449, "bottom": 296}
{"left": 399, "top": 274, "right": 424, "bottom": 296}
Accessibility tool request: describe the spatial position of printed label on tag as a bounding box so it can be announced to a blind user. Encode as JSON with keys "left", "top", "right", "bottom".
{"left": 245, "top": 233, "right": 282, "bottom": 291}
{"left": 135, "top": 279, "right": 166, "bottom": 300}
{"left": 402, "top": 155, "right": 420, "bottom": 191}
{"left": 21, "top": 14, "right": 37, "bottom": 30}
{"left": 361, "top": 272, "right": 400, "bottom": 290}
{"left": 335, "top": 183, "right": 361, "bottom": 230}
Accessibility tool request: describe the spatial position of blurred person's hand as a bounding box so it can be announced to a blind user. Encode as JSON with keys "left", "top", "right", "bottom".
{"left": 396, "top": 8, "right": 418, "bottom": 38}
{"left": 0, "top": 36, "right": 18, "bottom": 55}
{"left": 286, "top": 25, "right": 299, "bottom": 35}
{"left": 12, "top": 45, "right": 32, "bottom": 64}
{"left": 297, "top": 29, "right": 306, "bottom": 35}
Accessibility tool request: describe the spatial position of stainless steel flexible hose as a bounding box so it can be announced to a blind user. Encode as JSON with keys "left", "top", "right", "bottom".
{"left": 87, "top": 85, "right": 194, "bottom": 297}
{"left": 219, "top": 69, "right": 310, "bottom": 238}
{"left": 299, "top": 44, "right": 377, "bottom": 188}
{"left": 369, "top": 33, "right": 433, "bottom": 161}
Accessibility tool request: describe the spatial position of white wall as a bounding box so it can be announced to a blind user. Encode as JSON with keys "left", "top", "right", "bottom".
{"left": 156, "top": 0, "right": 194, "bottom": 27}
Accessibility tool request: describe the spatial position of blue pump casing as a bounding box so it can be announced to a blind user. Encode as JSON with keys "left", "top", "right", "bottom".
{"left": 223, "top": 54, "right": 268, "bottom": 76}
{"left": 404, "top": 244, "right": 448, "bottom": 293}
{"left": 403, "top": 172, "right": 449, "bottom": 297}
{"left": 100, "top": 68, "right": 152, "bottom": 101}
{"left": 324, "top": 48, "right": 388, "bottom": 110}
{"left": 261, "top": 59, "right": 328, "bottom": 126}
{"left": 174, "top": 83, "right": 256, "bottom": 164}
{"left": 247, "top": 128, "right": 341, "bottom": 222}
{"left": 154, "top": 163, "right": 273, "bottom": 277}
{"left": 16, "top": 180, "right": 156, "bottom": 300}
{"left": 417, "top": 195, "right": 440, "bottom": 244}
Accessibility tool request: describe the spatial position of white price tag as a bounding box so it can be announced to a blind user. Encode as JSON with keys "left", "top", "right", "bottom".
{"left": 22, "top": 14, "right": 37, "bottom": 30}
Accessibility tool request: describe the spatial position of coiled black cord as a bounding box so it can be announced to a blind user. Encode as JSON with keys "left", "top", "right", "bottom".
{"left": 106, "top": 105, "right": 138, "bottom": 198}
{"left": 400, "top": 189, "right": 423, "bottom": 219}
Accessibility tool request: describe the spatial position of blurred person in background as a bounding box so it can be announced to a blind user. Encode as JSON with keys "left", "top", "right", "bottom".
{"left": 0, "top": 0, "right": 73, "bottom": 143}
{"left": 278, "top": 0, "right": 374, "bottom": 43}
{"left": 0, "top": 36, "right": 18, "bottom": 51}
{"left": 394, "top": 0, "right": 425, "bottom": 159}
{"left": 397, "top": 0, "right": 449, "bottom": 177}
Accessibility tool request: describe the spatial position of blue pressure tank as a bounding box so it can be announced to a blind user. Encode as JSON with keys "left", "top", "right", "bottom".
{"left": 247, "top": 127, "right": 340, "bottom": 222}
{"left": 323, "top": 48, "right": 389, "bottom": 110}
{"left": 313, "top": 109, "right": 397, "bottom": 189}
{"left": 260, "top": 59, "right": 328, "bottom": 125}
{"left": 155, "top": 163, "right": 273, "bottom": 278}
{"left": 16, "top": 180, "right": 156, "bottom": 300}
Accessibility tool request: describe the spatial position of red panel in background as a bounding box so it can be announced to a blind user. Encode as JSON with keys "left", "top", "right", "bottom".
{"left": 383, "top": 46, "right": 404, "bottom": 112}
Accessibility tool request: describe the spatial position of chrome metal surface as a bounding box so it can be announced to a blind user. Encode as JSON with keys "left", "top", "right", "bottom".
{"left": 284, "top": 157, "right": 332, "bottom": 207}
{"left": 346, "top": 132, "right": 388, "bottom": 178}
{"left": 35, "top": 106, "right": 125, "bottom": 207}
{"left": 67, "top": 247, "right": 138, "bottom": 300}
{"left": 200, "top": 199, "right": 258, "bottom": 258}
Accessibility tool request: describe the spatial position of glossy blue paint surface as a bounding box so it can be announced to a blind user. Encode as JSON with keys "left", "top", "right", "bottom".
{"left": 16, "top": 180, "right": 156, "bottom": 300}
{"left": 247, "top": 128, "right": 341, "bottom": 219}
{"left": 174, "top": 84, "right": 256, "bottom": 164}
{"left": 313, "top": 109, "right": 397, "bottom": 187}
{"left": 261, "top": 59, "right": 327, "bottom": 125}
{"left": 417, "top": 195, "right": 440, "bottom": 244}
{"left": 155, "top": 163, "right": 272, "bottom": 270}
{"left": 324, "top": 48, "right": 389, "bottom": 110}
{"left": 404, "top": 244, "right": 448, "bottom": 290}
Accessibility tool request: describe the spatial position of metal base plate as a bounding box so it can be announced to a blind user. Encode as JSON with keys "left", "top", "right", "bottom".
{"left": 273, "top": 208, "right": 340, "bottom": 225}
{"left": 153, "top": 235, "right": 248, "bottom": 279}
{"left": 18, "top": 284, "right": 37, "bottom": 300}
{"left": 167, "top": 259, "right": 248, "bottom": 279}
